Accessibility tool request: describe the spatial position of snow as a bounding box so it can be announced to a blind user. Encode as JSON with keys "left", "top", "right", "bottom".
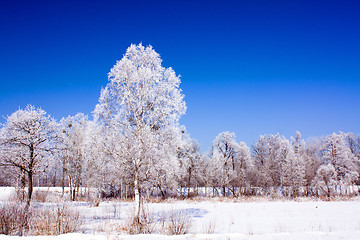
{"left": 1, "top": 188, "right": 360, "bottom": 240}
{"left": 2, "top": 232, "right": 360, "bottom": 240}
{"left": 147, "top": 200, "right": 360, "bottom": 238}
{"left": 0, "top": 187, "right": 16, "bottom": 201}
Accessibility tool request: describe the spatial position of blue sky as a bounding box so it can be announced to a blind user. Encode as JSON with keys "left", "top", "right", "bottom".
{"left": 1, "top": 0, "right": 360, "bottom": 152}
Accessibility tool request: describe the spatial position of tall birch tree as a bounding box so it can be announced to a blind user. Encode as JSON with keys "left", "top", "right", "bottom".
{"left": 94, "top": 43, "right": 186, "bottom": 222}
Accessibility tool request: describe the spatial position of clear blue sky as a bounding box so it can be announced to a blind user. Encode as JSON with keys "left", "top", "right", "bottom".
{"left": 1, "top": 0, "right": 360, "bottom": 152}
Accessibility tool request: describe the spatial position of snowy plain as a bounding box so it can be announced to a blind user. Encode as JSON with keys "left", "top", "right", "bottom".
{"left": 1, "top": 187, "right": 360, "bottom": 240}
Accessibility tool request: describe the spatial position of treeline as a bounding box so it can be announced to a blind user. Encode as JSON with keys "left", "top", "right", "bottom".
{"left": 1, "top": 44, "right": 360, "bottom": 209}
{"left": 1, "top": 106, "right": 359, "bottom": 201}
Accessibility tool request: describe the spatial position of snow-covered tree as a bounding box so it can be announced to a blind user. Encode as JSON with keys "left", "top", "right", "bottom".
{"left": 94, "top": 43, "right": 186, "bottom": 222}
{"left": 345, "top": 133, "right": 360, "bottom": 183}
{"left": 345, "top": 133, "right": 360, "bottom": 158}
{"left": 177, "top": 128, "right": 203, "bottom": 196}
{"left": 208, "top": 132, "right": 237, "bottom": 196}
{"left": 252, "top": 134, "right": 291, "bottom": 188}
{"left": 291, "top": 131, "right": 305, "bottom": 155}
{"left": 0, "top": 153, "right": 17, "bottom": 186}
{"left": 312, "top": 164, "right": 337, "bottom": 197}
{"left": 283, "top": 131, "right": 306, "bottom": 195}
{"left": 321, "top": 132, "right": 358, "bottom": 186}
{"left": 252, "top": 135, "right": 271, "bottom": 187}
{"left": 0, "top": 105, "right": 60, "bottom": 206}
{"left": 59, "top": 113, "right": 88, "bottom": 200}
{"left": 302, "top": 138, "right": 323, "bottom": 194}
{"left": 141, "top": 125, "right": 183, "bottom": 198}
{"left": 208, "top": 132, "right": 252, "bottom": 196}
{"left": 234, "top": 141, "right": 253, "bottom": 193}
{"left": 281, "top": 132, "right": 306, "bottom": 195}
{"left": 82, "top": 121, "right": 122, "bottom": 204}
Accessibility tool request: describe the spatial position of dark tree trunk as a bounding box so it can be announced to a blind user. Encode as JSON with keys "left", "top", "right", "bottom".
{"left": 158, "top": 185, "right": 166, "bottom": 199}
{"left": 62, "top": 160, "right": 66, "bottom": 196}
{"left": 26, "top": 171, "right": 33, "bottom": 208}
{"left": 187, "top": 167, "right": 192, "bottom": 197}
{"left": 20, "top": 170, "right": 26, "bottom": 201}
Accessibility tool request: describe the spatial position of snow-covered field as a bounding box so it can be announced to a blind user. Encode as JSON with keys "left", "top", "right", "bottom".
{"left": 1, "top": 187, "right": 360, "bottom": 239}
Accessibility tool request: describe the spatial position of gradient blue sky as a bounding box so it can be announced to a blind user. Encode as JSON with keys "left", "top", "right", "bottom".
{"left": 1, "top": 0, "right": 360, "bottom": 152}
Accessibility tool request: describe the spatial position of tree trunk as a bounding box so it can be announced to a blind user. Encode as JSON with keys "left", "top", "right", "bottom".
{"left": 94, "top": 187, "right": 101, "bottom": 207}
{"left": 62, "top": 161, "right": 66, "bottom": 196}
{"left": 158, "top": 185, "right": 166, "bottom": 199}
{"left": 20, "top": 170, "right": 26, "bottom": 201}
{"left": 134, "top": 169, "right": 141, "bottom": 223}
{"left": 69, "top": 176, "right": 75, "bottom": 201}
{"left": 26, "top": 171, "right": 33, "bottom": 208}
{"left": 27, "top": 145, "right": 34, "bottom": 207}
{"left": 187, "top": 168, "right": 192, "bottom": 197}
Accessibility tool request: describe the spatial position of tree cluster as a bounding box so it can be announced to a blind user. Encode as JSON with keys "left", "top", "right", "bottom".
{"left": 1, "top": 44, "right": 360, "bottom": 214}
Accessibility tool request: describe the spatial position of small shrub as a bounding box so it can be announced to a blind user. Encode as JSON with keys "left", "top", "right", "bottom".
{"left": 121, "top": 207, "right": 156, "bottom": 234}
{"left": 0, "top": 202, "right": 82, "bottom": 236}
{"left": 31, "top": 203, "right": 81, "bottom": 235}
{"left": 13, "top": 188, "right": 27, "bottom": 202}
{"left": 0, "top": 202, "right": 30, "bottom": 236}
{"left": 111, "top": 202, "right": 121, "bottom": 219}
{"left": 33, "top": 190, "right": 49, "bottom": 202}
{"left": 203, "top": 219, "right": 216, "bottom": 234}
{"left": 164, "top": 210, "right": 192, "bottom": 235}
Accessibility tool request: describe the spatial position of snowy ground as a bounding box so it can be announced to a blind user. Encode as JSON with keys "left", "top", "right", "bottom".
{"left": 1, "top": 187, "right": 360, "bottom": 239}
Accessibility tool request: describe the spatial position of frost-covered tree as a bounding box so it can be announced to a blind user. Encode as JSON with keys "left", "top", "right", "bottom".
{"left": 59, "top": 113, "right": 88, "bottom": 200}
{"left": 208, "top": 132, "right": 238, "bottom": 196}
{"left": 321, "top": 132, "right": 358, "bottom": 186}
{"left": 0, "top": 105, "right": 59, "bottom": 206}
{"left": 208, "top": 132, "right": 252, "bottom": 196}
{"left": 312, "top": 164, "right": 337, "bottom": 197}
{"left": 252, "top": 134, "right": 291, "bottom": 189}
{"left": 236, "top": 141, "right": 253, "bottom": 189}
{"left": 345, "top": 133, "right": 360, "bottom": 183}
{"left": 252, "top": 135, "right": 271, "bottom": 187}
{"left": 291, "top": 131, "right": 305, "bottom": 155}
{"left": 140, "top": 125, "right": 183, "bottom": 198}
{"left": 302, "top": 138, "right": 322, "bottom": 194}
{"left": 94, "top": 43, "right": 186, "bottom": 222}
{"left": 0, "top": 153, "right": 17, "bottom": 186}
{"left": 177, "top": 128, "right": 203, "bottom": 196}
{"left": 282, "top": 132, "right": 306, "bottom": 195}
{"left": 345, "top": 133, "right": 360, "bottom": 158}
{"left": 82, "top": 121, "right": 122, "bottom": 204}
